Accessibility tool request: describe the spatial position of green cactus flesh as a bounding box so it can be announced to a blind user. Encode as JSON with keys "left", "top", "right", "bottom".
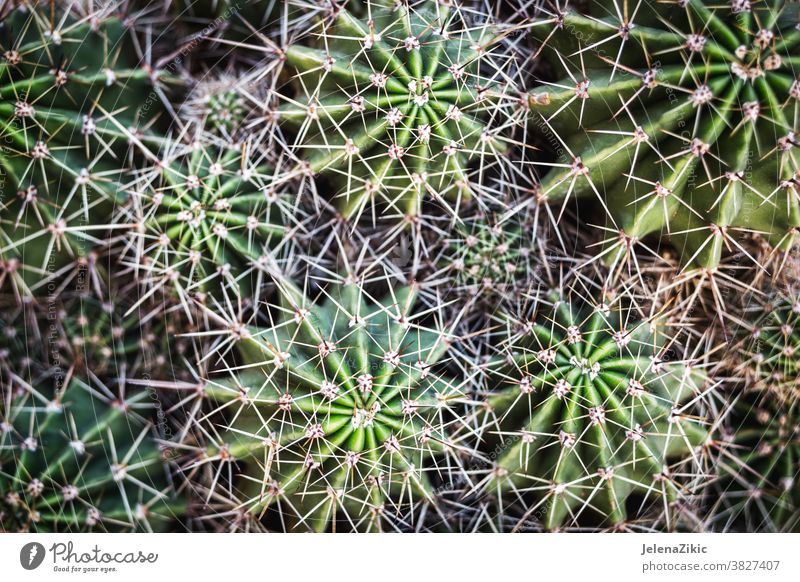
{"left": 0, "top": 10, "right": 160, "bottom": 285}
{"left": 482, "top": 296, "right": 707, "bottom": 529}
{"left": 0, "top": 374, "right": 182, "bottom": 532}
{"left": 200, "top": 276, "right": 464, "bottom": 531}
{"left": 279, "top": 0, "right": 507, "bottom": 219}
{"left": 128, "top": 142, "right": 286, "bottom": 297}
{"left": 529, "top": 0, "right": 800, "bottom": 269}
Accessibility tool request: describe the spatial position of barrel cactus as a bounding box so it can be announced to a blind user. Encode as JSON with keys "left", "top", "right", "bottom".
{"left": 0, "top": 370, "right": 183, "bottom": 532}
{"left": 711, "top": 398, "right": 800, "bottom": 532}
{"left": 278, "top": 0, "right": 523, "bottom": 220}
{"left": 0, "top": 7, "right": 165, "bottom": 291}
{"left": 191, "top": 272, "right": 467, "bottom": 531}
{"left": 740, "top": 292, "right": 800, "bottom": 403}
{"left": 125, "top": 140, "right": 288, "bottom": 300}
{"left": 528, "top": 0, "right": 800, "bottom": 270}
{"left": 478, "top": 293, "right": 708, "bottom": 529}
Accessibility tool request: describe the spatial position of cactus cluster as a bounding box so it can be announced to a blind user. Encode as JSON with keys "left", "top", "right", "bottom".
{"left": 1, "top": 0, "right": 799, "bottom": 535}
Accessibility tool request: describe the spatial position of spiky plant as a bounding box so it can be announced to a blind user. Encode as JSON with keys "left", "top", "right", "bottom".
{"left": 475, "top": 292, "right": 708, "bottom": 529}
{"left": 184, "top": 271, "right": 469, "bottom": 531}
{"left": 527, "top": 0, "right": 800, "bottom": 270}
{"left": 277, "top": 0, "right": 531, "bottom": 221}
{"left": 434, "top": 206, "right": 542, "bottom": 301}
{"left": 55, "top": 291, "right": 184, "bottom": 377}
{"left": 187, "top": 81, "right": 247, "bottom": 139}
{"left": 740, "top": 291, "right": 800, "bottom": 403}
{"left": 0, "top": 5, "right": 168, "bottom": 292}
{"left": 123, "top": 138, "right": 291, "bottom": 302}
{"left": 710, "top": 397, "right": 800, "bottom": 532}
{"left": 0, "top": 369, "right": 184, "bottom": 532}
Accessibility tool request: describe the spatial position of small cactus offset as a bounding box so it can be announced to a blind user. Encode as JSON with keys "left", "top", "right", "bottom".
{"left": 278, "top": 0, "right": 526, "bottom": 221}
{"left": 434, "top": 206, "right": 541, "bottom": 302}
{"left": 476, "top": 293, "right": 708, "bottom": 529}
{"left": 188, "top": 271, "right": 468, "bottom": 531}
{"left": 528, "top": 0, "right": 800, "bottom": 270}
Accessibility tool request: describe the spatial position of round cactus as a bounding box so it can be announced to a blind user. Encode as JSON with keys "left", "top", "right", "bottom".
{"left": 527, "top": 0, "right": 800, "bottom": 270}
{"left": 182, "top": 76, "right": 248, "bottom": 140}
{"left": 278, "top": 0, "right": 522, "bottom": 220}
{"left": 0, "top": 7, "right": 166, "bottom": 290}
{"left": 0, "top": 371, "right": 183, "bottom": 532}
{"left": 478, "top": 293, "right": 708, "bottom": 529}
{"left": 711, "top": 398, "right": 800, "bottom": 532}
{"left": 435, "top": 207, "right": 541, "bottom": 300}
{"left": 201, "top": 89, "right": 247, "bottom": 137}
{"left": 192, "top": 273, "right": 467, "bottom": 531}
{"left": 740, "top": 292, "right": 800, "bottom": 403}
{"left": 124, "top": 140, "right": 288, "bottom": 300}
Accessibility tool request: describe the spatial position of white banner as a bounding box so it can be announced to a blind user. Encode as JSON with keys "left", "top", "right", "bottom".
{"left": 1, "top": 533, "right": 798, "bottom": 581}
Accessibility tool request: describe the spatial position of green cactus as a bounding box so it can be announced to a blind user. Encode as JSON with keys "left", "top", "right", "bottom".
{"left": 278, "top": 0, "right": 521, "bottom": 220}
{"left": 527, "top": 0, "right": 800, "bottom": 270}
{"left": 437, "top": 208, "right": 540, "bottom": 300}
{"left": 711, "top": 398, "right": 800, "bottom": 532}
{"left": 0, "top": 7, "right": 166, "bottom": 291}
{"left": 194, "top": 273, "right": 466, "bottom": 531}
{"left": 0, "top": 371, "right": 183, "bottom": 532}
{"left": 740, "top": 292, "right": 800, "bottom": 403}
{"left": 125, "top": 140, "right": 287, "bottom": 300}
{"left": 479, "top": 294, "right": 708, "bottom": 529}
{"left": 200, "top": 87, "right": 247, "bottom": 138}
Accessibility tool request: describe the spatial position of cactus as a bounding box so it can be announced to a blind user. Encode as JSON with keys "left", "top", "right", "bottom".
{"left": 278, "top": 0, "right": 523, "bottom": 220}
{"left": 0, "top": 6, "right": 166, "bottom": 292}
{"left": 123, "top": 139, "right": 288, "bottom": 301}
{"left": 0, "top": 274, "right": 185, "bottom": 532}
{"left": 527, "top": 0, "right": 800, "bottom": 270}
{"left": 0, "top": 369, "right": 183, "bottom": 532}
{"left": 190, "top": 272, "right": 467, "bottom": 531}
{"left": 185, "top": 80, "right": 248, "bottom": 140}
{"left": 478, "top": 293, "right": 708, "bottom": 529}
{"left": 711, "top": 398, "right": 800, "bottom": 532}
{"left": 740, "top": 292, "right": 800, "bottom": 404}
{"left": 434, "top": 207, "right": 541, "bottom": 301}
